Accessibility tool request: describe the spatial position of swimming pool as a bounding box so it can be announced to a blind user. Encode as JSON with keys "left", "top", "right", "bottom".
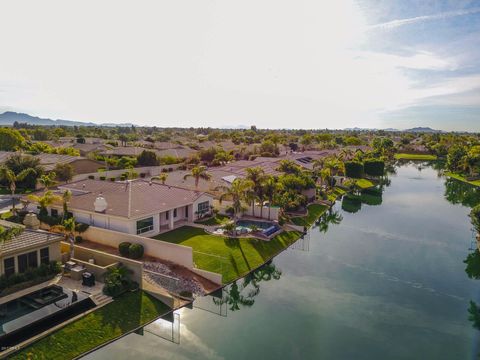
{"left": 0, "top": 285, "right": 96, "bottom": 350}
{"left": 236, "top": 220, "right": 276, "bottom": 230}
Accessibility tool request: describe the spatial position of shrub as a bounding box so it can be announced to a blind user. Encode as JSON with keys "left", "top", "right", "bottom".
{"left": 99, "top": 176, "right": 106, "bottom": 181}
{"left": 110, "top": 177, "right": 116, "bottom": 182}
{"left": 225, "top": 206, "right": 235, "bottom": 216}
{"left": 120, "top": 175, "right": 127, "bottom": 181}
{"left": 139, "top": 173, "right": 146, "bottom": 178}
{"left": 345, "top": 161, "right": 364, "bottom": 179}
{"left": 364, "top": 160, "right": 385, "bottom": 177}
{"left": 119, "top": 242, "right": 132, "bottom": 257}
{"left": 88, "top": 175, "right": 95, "bottom": 180}
{"left": 74, "top": 235, "right": 83, "bottom": 243}
{"left": 75, "top": 222, "right": 90, "bottom": 233}
{"left": 38, "top": 214, "right": 62, "bottom": 226}
{"left": 128, "top": 243, "right": 144, "bottom": 259}
{"left": 0, "top": 261, "right": 61, "bottom": 294}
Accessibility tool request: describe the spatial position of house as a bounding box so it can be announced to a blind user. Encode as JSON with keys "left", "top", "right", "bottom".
{"left": 34, "top": 153, "right": 105, "bottom": 175}
{"left": 26, "top": 179, "right": 214, "bottom": 236}
{"left": 0, "top": 220, "right": 62, "bottom": 277}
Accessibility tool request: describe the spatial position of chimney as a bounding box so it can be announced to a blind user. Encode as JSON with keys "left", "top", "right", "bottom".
{"left": 94, "top": 193, "right": 108, "bottom": 213}
{"left": 23, "top": 212, "right": 40, "bottom": 230}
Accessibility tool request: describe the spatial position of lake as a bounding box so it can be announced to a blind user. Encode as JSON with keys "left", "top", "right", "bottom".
{"left": 85, "top": 164, "right": 480, "bottom": 360}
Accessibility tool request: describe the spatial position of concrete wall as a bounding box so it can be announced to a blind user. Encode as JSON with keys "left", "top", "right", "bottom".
{"left": 81, "top": 226, "right": 194, "bottom": 269}
{"left": 62, "top": 242, "right": 143, "bottom": 284}
{"left": 71, "top": 164, "right": 181, "bottom": 182}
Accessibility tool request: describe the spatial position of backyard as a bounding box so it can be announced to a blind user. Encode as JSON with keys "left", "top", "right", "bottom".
{"left": 153, "top": 227, "right": 301, "bottom": 283}
{"left": 394, "top": 153, "right": 438, "bottom": 161}
{"left": 291, "top": 204, "right": 328, "bottom": 227}
{"left": 10, "top": 291, "right": 170, "bottom": 360}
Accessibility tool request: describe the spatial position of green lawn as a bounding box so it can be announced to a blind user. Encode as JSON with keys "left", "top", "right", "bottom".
{"left": 394, "top": 153, "right": 437, "bottom": 161}
{"left": 355, "top": 178, "right": 375, "bottom": 189}
{"left": 445, "top": 172, "right": 480, "bottom": 187}
{"left": 153, "top": 227, "right": 301, "bottom": 284}
{"left": 0, "top": 211, "right": 12, "bottom": 220}
{"left": 196, "top": 214, "right": 230, "bottom": 226}
{"left": 11, "top": 291, "right": 170, "bottom": 360}
{"left": 291, "top": 204, "right": 328, "bottom": 227}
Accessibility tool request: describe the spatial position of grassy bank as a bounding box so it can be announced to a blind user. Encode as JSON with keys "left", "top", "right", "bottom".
{"left": 291, "top": 204, "right": 328, "bottom": 227}
{"left": 394, "top": 153, "right": 437, "bottom": 161}
{"left": 11, "top": 291, "right": 170, "bottom": 360}
{"left": 445, "top": 172, "right": 480, "bottom": 187}
{"left": 153, "top": 227, "right": 300, "bottom": 284}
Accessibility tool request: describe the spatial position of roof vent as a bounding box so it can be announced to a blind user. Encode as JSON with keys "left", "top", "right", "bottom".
{"left": 94, "top": 193, "right": 108, "bottom": 213}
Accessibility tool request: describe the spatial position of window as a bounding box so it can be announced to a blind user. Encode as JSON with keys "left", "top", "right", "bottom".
{"left": 136, "top": 217, "right": 154, "bottom": 234}
{"left": 51, "top": 209, "right": 59, "bottom": 218}
{"left": 18, "top": 251, "right": 38, "bottom": 273}
{"left": 197, "top": 201, "right": 210, "bottom": 214}
{"left": 173, "top": 208, "right": 177, "bottom": 218}
{"left": 28, "top": 251, "right": 38, "bottom": 268}
{"left": 40, "top": 247, "right": 50, "bottom": 265}
{"left": 185, "top": 206, "right": 189, "bottom": 217}
{"left": 4, "top": 257, "right": 15, "bottom": 277}
{"left": 166, "top": 211, "right": 169, "bottom": 220}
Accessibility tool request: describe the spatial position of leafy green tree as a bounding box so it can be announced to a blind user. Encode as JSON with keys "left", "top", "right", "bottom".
{"left": 0, "top": 128, "right": 25, "bottom": 151}
{"left": 5, "top": 154, "right": 44, "bottom": 189}
{"left": 218, "top": 178, "right": 252, "bottom": 219}
{"left": 464, "top": 250, "right": 480, "bottom": 279}
{"left": 364, "top": 159, "right": 385, "bottom": 177}
{"left": 54, "top": 163, "right": 75, "bottom": 182}
{"left": 28, "top": 190, "right": 62, "bottom": 217}
{"left": 468, "top": 301, "right": 480, "bottom": 330}
{"left": 137, "top": 150, "right": 159, "bottom": 166}
{"left": 152, "top": 173, "right": 168, "bottom": 184}
{"left": 38, "top": 172, "right": 57, "bottom": 190}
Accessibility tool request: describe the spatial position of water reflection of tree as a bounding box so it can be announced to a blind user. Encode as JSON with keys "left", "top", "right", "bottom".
{"left": 463, "top": 250, "right": 480, "bottom": 337}
{"left": 444, "top": 178, "right": 480, "bottom": 208}
{"left": 341, "top": 186, "right": 383, "bottom": 214}
{"left": 316, "top": 209, "right": 343, "bottom": 233}
{"left": 213, "top": 261, "right": 282, "bottom": 312}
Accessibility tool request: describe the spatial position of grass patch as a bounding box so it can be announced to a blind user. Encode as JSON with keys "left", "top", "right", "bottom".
{"left": 394, "top": 153, "right": 437, "bottom": 161}
{"left": 291, "top": 204, "right": 328, "bottom": 227}
{"left": 355, "top": 179, "right": 375, "bottom": 189}
{"left": 153, "top": 226, "right": 300, "bottom": 284}
{"left": 0, "top": 211, "right": 12, "bottom": 220}
{"left": 196, "top": 214, "right": 229, "bottom": 226}
{"left": 445, "top": 172, "right": 480, "bottom": 187}
{"left": 11, "top": 291, "right": 170, "bottom": 360}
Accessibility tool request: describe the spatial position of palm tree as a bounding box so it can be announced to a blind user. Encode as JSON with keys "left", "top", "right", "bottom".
{"left": 183, "top": 166, "right": 211, "bottom": 188}
{"left": 62, "top": 190, "right": 72, "bottom": 220}
{"left": 245, "top": 167, "right": 266, "bottom": 218}
{"left": 28, "top": 190, "right": 62, "bottom": 217}
{"left": 151, "top": 173, "right": 168, "bottom": 184}
{"left": 263, "top": 176, "right": 278, "bottom": 220}
{"left": 0, "top": 166, "right": 37, "bottom": 213}
{"left": 51, "top": 217, "right": 76, "bottom": 260}
{"left": 218, "top": 179, "right": 253, "bottom": 220}
{"left": 38, "top": 172, "right": 57, "bottom": 190}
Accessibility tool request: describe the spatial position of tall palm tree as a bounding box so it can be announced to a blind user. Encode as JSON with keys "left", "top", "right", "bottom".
{"left": 263, "top": 176, "right": 278, "bottom": 220}
{"left": 62, "top": 189, "right": 72, "bottom": 220}
{"left": 245, "top": 167, "right": 266, "bottom": 218}
{"left": 183, "top": 166, "right": 211, "bottom": 188}
{"left": 218, "top": 179, "right": 252, "bottom": 220}
{"left": 51, "top": 217, "right": 76, "bottom": 260}
{"left": 151, "top": 173, "right": 168, "bottom": 184}
{"left": 28, "top": 190, "right": 62, "bottom": 217}
{"left": 0, "top": 166, "right": 37, "bottom": 213}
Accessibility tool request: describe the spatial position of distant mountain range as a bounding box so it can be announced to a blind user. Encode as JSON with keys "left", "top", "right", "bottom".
{"left": 344, "top": 126, "right": 443, "bottom": 133}
{"left": 0, "top": 112, "right": 134, "bottom": 127}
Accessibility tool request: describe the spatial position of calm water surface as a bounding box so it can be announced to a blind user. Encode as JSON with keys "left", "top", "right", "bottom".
{"left": 86, "top": 164, "right": 480, "bottom": 360}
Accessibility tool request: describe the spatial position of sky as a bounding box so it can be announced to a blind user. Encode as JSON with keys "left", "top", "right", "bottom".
{"left": 0, "top": 0, "right": 479, "bottom": 131}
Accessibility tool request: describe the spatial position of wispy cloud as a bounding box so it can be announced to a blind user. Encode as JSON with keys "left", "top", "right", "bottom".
{"left": 370, "top": 7, "right": 480, "bottom": 30}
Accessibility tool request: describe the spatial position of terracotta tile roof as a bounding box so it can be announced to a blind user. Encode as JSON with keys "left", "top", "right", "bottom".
{"left": 52, "top": 179, "right": 208, "bottom": 219}
{"left": 0, "top": 221, "right": 62, "bottom": 256}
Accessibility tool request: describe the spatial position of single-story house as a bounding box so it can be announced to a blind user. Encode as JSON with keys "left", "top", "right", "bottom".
{"left": 34, "top": 153, "right": 105, "bottom": 174}
{"left": 26, "top": 179, "right": 214, "bottom": 237}
{"left": 0, "top": 220, "right": 62, "bottom": 277}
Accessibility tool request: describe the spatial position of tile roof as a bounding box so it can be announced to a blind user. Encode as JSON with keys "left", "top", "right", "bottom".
{"left": 50, "top": 179, "right": 208, "bottom": 219}
{"left": 0, "top": 221, "right": 62, "bottom": 256}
